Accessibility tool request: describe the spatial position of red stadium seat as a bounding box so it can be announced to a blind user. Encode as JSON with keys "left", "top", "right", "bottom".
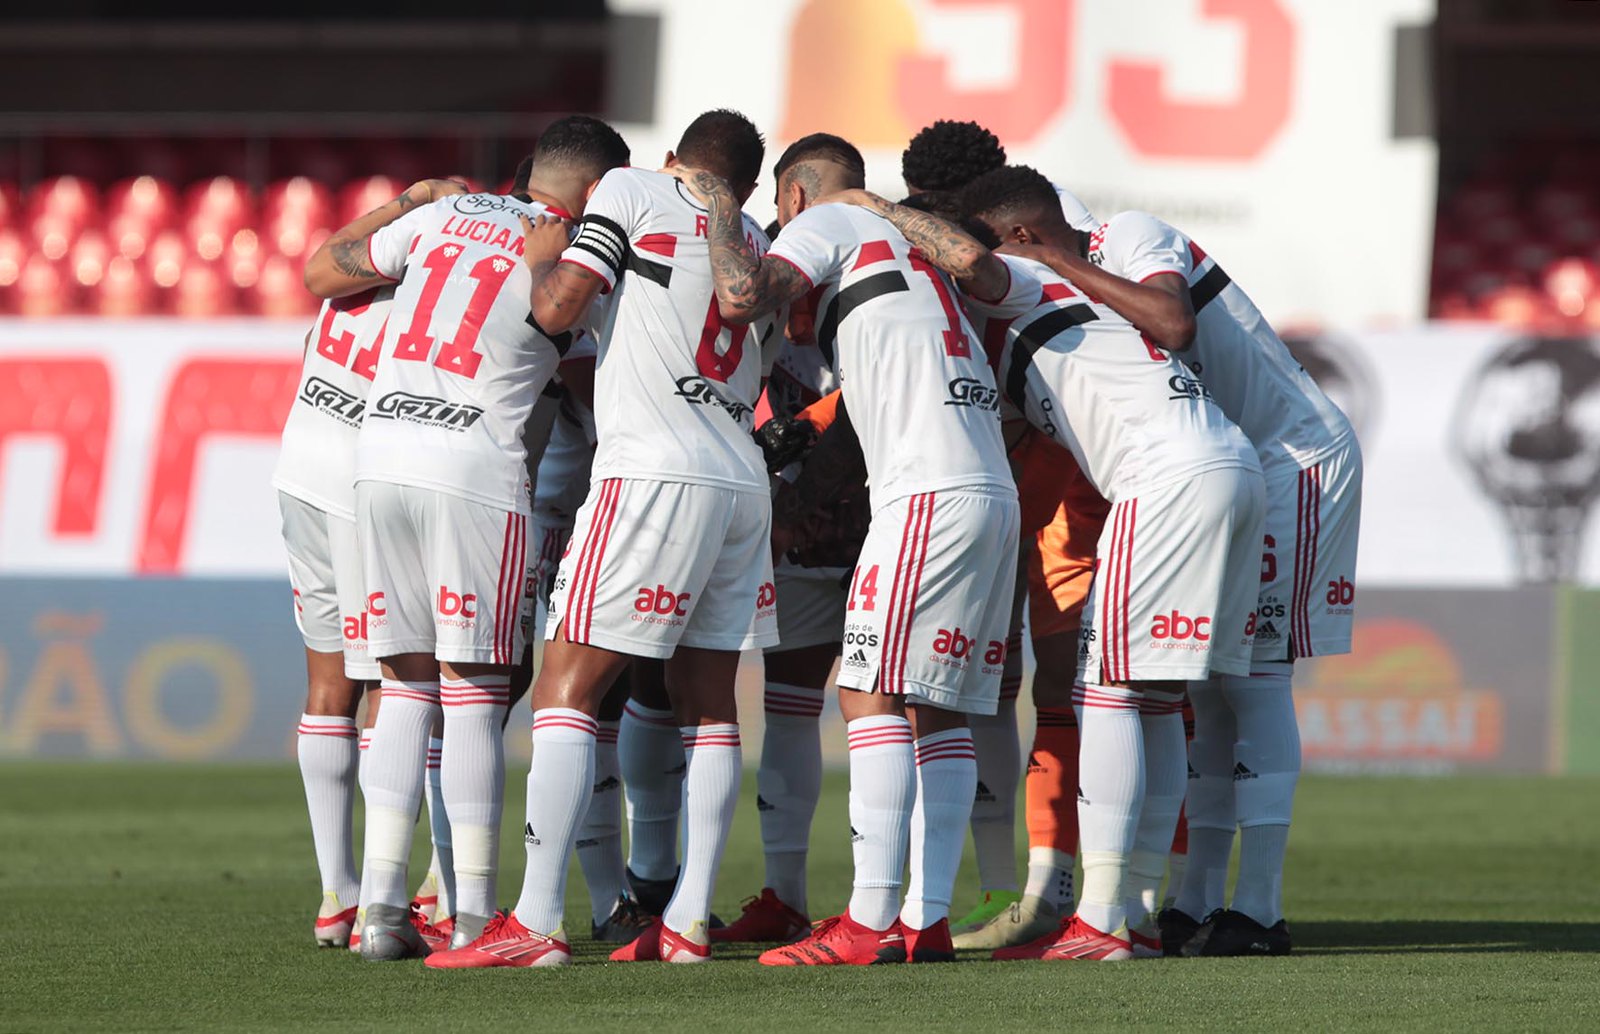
{"left": 1482, "top": 284, "right": 1549, "bottom": 329}
{"left": 0, "top": 182, "right": 18, "bottom": 233}
{"left": 1543, "top": 257, "right": 1598, "bottom": 319}
{"left": 182, "top": 177, "right": 254, "bottom": 261}
{"left": 27, "top": 175, "right": 99, "bottom": 230}
{"left": 225, "top": 228, "right": 264, "bottom": 290}
{"left": 0, "top": 228, "right": 26, "bottom": 301}
{"left": 1531, "top": 183, "right": 1592, "bottom": 223}
{"left": 146, "top": 229, "right": 188, "bottom": 292}
{"left": 1449, "top": 180, "right": 1515, "bottom": 222}
{"left": 106, "top": 175, "right": 178, "bottom": 229}
{"left": 172, "top": 257, "right": 238, "bottom": 318}
{"left": 336, "top": 176, "right": 406, "bottom": 226}
{"left": 255, "top": 253, "right": 318, "bottom": 318}
{"left": 262, "top": 177, "right": 334, "bottom": 259}
{"left": 28, "top": 210, "right": 80, "bottom": 263}
{"left": 17, "top": 253, "right": 75, "bottom": 317}
{"left": 69, "top": 229, "right": 113, "bottom": 293}
{"left": 94, "top": 255, "right": 156, "bottom": 316}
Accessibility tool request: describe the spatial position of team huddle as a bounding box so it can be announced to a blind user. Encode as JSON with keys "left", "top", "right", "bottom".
{"left": 273, "top": 111, "right": 1361, "bottom": 967}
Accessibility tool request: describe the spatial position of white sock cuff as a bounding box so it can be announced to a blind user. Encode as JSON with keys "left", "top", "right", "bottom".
{"left": 426, "top": 736, "right": 443, "bottom": 772}
{"left": 623, "top": 700, "right": 676, "bottom": 726}
{"left": 846, "top": 715, "right": 913, "bottom": 753}
{"left": 532, "top": 708, "right": 599, "bottom": 743}
{"left": 358, "top": 729, "right": 373, "bottom": 750}
{"left": 298, "top": 714, "right": 358, "bottom": 737}
{"left": 440, "top": 674, "right": 512, "bottom": 708}
{"left": 378, "top": 679, "right": 440, "bottom": 704}
{"left": 914, "top": 728, "right": 976, "bottom": 767}
{"left": 596, "top": 719, "right": 620, "bottom": 745}
{"left": 764, "top": 682, "right": 825, "bottom": 717}
{"left": 681, "top": 724, "right": 741, "bottom": 751}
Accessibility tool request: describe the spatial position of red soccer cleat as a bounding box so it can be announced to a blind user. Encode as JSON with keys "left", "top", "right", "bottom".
{"left": 314, "top": 899, "right": 358, "bottom": 949}
{"left": 423, "top": 912, "right": 572, "bottom": 969}
{"left": 413, "top": 908, "right": 453, "bottom": 952}
{"left": 758, "top": 912, "right": 905, "bottom": 966}
{"left": 903, "top": 917, "right": 955, "bottom": 963}
{"left": 1129, "top": 927, "right": 1163, "bottom": 959}
{"left": 711, "top": 889, "right": 811, "bottom": 943}
{"left": 609, "top": 918, "right": 712, "bottom": 963}
{"left": 993, "top": 915, "right": 1133, "bottom": 962}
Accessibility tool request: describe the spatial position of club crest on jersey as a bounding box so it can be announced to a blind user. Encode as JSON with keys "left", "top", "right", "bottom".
{"left": 299, "top": 376, "right": 365, "bottom": 426}
{"left": 673, "top": 375, "right": 753, "bottom": 424}
{"left": 370, "top": 391, "right": 485, "bottom": 431}
{"left": 944, "top": 377, "right": 999, "bottom": 411}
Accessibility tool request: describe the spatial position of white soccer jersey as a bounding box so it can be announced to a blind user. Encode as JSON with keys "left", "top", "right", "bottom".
{"left": 355, "top": 193, "right": 574, "bottom": 512}
{"left": 274, "top": 287, "right": 393, "bottom": 520}
{"left": 964, "top": 254, "right": 1257, "bottom": 502}
{"left": 560, "top": 168, "right": 777, "bottom": 494}
{"left": 765, "top": 314, "right": 839, "bottom": 420}
{"left": 1056, "top": 185, "right": 1099, "bottom": 233}
{"left": 1088, "top": 210, "right": 1354, "bottom": 467}
{"left": 766, "top": 203, "right": 1013, "bottom": 504}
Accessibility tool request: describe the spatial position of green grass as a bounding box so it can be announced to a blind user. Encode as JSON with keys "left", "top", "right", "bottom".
{"left": 2, "top": 766, "right": 1599, "bottom": 1033}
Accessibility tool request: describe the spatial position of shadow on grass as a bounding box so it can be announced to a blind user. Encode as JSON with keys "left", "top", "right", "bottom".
{"left": 1294, "top": 920, "right": 1600, "bottom": 955}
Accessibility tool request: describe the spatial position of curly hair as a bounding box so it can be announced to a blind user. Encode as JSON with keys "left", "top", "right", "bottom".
{"left": 901, "top": 120, "right": 1006, "bottom": 193}
{"left": 958, "top": 164, "right": 1060, "bottom": 226}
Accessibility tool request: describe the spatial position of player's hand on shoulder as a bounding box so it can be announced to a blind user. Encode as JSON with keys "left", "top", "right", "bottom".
{"left": 812, "top": 188, "right": 880, "bottom": 211}
{"left": 408, "top": 178, "right": 469, "bottom": 205}
{"left": 663, "top": 165, "right": 733, "bottom": 206}
{"left": 519, "top": 213, "right": 571, "bottom": 270}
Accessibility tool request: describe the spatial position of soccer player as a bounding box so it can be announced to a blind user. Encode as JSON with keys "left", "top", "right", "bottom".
{"left": 673, "top": 133, "right": 1021, "bottom": 966}
{"left": 304, "top": 115, "right": 630, "bottom": 961}
{"left": 425, "top": 109, "right": 777, "bottom": 969}
{"left": 1001, "top": 188, "right": 1362, "bottom": 956}
{"left": 274, "top": 266, "right": 402, "bottom": 947}
{"left": 832, "top": 168, "right": 1265, "bottom": 960}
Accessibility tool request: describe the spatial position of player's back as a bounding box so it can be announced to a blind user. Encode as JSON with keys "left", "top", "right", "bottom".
{"left": 1091, "top": 211, "right": 1353, "bottom": 467}
{"left": 275, "top": 286, "right": 393, "bottom": 519}
{"left": 970, "top": 254, "right": 1256, "bottom": 502}
{"left": 766, "top": 202, "right": 1013, "bottom": 505}
{"left": 565, "top": 167, "right": 774, "bottom": 493}
{"left": 357, "top": 193, "right": 572, "bottom": 512}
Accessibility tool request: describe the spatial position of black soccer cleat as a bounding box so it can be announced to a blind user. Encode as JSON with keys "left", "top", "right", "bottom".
{"left": 1180, "top": 909, "right": 1291, "bottom": 957}
{"left": 1157, "top": 906, "right": 1202, "bottom": 957}
{"left": 623, "top": 866, "right": 724, "bottom": 928}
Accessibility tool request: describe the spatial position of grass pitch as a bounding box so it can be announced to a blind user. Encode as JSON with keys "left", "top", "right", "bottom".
{"left": 2, "top": 764, "right": 1598, "bottom": 1032}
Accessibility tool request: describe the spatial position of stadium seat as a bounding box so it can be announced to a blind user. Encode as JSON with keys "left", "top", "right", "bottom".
{"left": 337, "top": 175, "right": 406, "bottom": 226}
{"left": 0, "top": 227, "right": 26, "bottom": 300}
{"left": 172, "top": 257, "right": 238, "bottom": 318}
{"left": 0, "top": 182, "right": 18, "bottom": 233}
{"left": 17, "top": 252, "right": 75, "bottom": 317}
{"left": 255, "top": 252, "right": 318, "bottom": 317}
{"left": 1543, "top": 257, "right": 1598, "bottom": 319}
{"left": 145, "top": 229, "right": 188, "bottom": 292}
{"left": 68, "top": 229, "right": 113, "bottom": 291}
{"left": 262, "top": 177, "right": 334, "bottom": 259}
{"left": 26, "top": 175, "right": 100, "bottom": 231}
{"left": 94, "top": 255, "right": 156, "bottom": 316}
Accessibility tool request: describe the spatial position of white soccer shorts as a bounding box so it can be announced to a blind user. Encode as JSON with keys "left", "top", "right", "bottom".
{"left": 835, "top": 487, "right": 1021, "bottom": 716}
{"left": 1078, "top": 465, "right": 1266, "bottom": 683}
{"left": 769, "top": 562, "right": 849, "bottom": 653}
{"left": 278, "top": 491, "right": 380, "bottom": 681}
{"left": 356, "top": 481, "right": 529, "bottom": 666}
{"left": 1253, "top": 439, "right": 1363, "bottom": 663}
{"left": 547, "top": 477, "right": 778, "bottom": 659}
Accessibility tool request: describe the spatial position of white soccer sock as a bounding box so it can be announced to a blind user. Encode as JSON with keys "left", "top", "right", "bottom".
{"left": 357, "top": 728, "right": 374, "bottom": 912}
{"left": 361, "top": 680, "right": 439, "bottom": 910}
{"left": 1223, "top": 667, "right": 1299, "bottom": 926}
{"left": 758, "top": 682, "right": 824, "bottom": 911}
{"left": 968, "top": 699, "right": 1021, "bottom": 894}
{"left": 1174, "top": 676, "right": 1237, "bottom": 920}
{"left": 663, "top": 724, "right": 742, "bottom": 939}
{"left": 423, "top": 735, "right": 456, "bottom": 917}
{"left": 513, "top": 708, "right": 597, "bottom": 935}
{"left": 1024, "top": 846, "right": 1076, "bottom": 909}
{"left": 296, "top": 713, "right": 361, "bottom": 906}
{"left": 619, "top": 700, "right": 684, "bottom": 882}
{"left": 1124, "top": 694, "right": 1187, "bottom": 930}
{"left": 1073, "top": 683, "right": 1144, "bottom": 934}
{"left": 902, "top": 727, "right": 978, "bottom": 930}
{"left": 845, "top": 715, "right": 916, "bottom": 930}
{"left": 440, "top": 675, "right": 509, "bottom": 920}
{"left": 576, "top": 720, "right": 626, "bottom": 926}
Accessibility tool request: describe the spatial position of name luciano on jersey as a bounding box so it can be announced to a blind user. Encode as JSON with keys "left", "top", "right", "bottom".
{"left": 674, "top": 375, "right": 754, "bottom": 425}
{"left": 368, "top": 390, "right": 485, "bottom": 431}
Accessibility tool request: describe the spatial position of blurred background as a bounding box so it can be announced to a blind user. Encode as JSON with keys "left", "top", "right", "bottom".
{"left": 1, "top": 0, "right": 1597, "bottom": 774}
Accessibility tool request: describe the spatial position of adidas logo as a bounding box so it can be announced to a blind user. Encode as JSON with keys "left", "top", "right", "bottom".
{"left": 593, "top": 775, "right": 621, "bottom": 793}
{"left": 1258, "top": 621, "right": 1279, "bottom": 637}
{"left": 1233, "top": 762, "right": 1258, "bottom": 781}
{"left": 756, "top": 795, "right": 775, "bottom": 812}
{"left": 850, "top": 824, "right": 864, "bottom": 844}
{"left": 845, "top": 649, "right": 869, "bottom": 668}
{"left": 524, "top": 822, "right": 540, "bottom": 845}
{"left": 974, "top": 780, "right": 996, "bottom": 803}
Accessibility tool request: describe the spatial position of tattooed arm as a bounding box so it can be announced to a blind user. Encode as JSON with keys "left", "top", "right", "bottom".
{"left": 667, "top": 167, "right": 811, "bottom": 325}
{"left": 821, "top": 189, "right": 1011, "bottom": 302}
{"left": 304, "top": 178, "right": 466, "bottom": 298}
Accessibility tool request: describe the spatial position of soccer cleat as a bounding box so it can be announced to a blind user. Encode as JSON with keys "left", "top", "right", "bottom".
{"left": 360, "top": 902, "right": 432, "bottom": 961}
{"left": 1180, "top": 909, "right": 1291, "bottom": 957}
{"left": 411, "top": 870, "right": 440, "bottom": 920}
{"left": 608, "top": 918, "right": 712, "bottom": 963}
{"left": 710, "top": 888, "right": 810, "bottom": 943}
{"left": 424, "top": 911, "right": 573, "bottom": 969}
{"left": 952, "top": 893, "right": 1059, "bottom": 950}
{"left": 903, "top": 918, "right": 955, "bottom": 963}
{"left": 624, "top": 866, "right": 724, "bottom": 928}
{"left": 1157, "top": 906, "right": 1202, "bottom": 957}
{"left": 951, "top": 889, "right": 1022, "bottom": 935}
{"left": 758, "top": 913, "right": 905, "bottom": 966}
{"left": 314, "top": 893, "right": 358, "bottom": 948}
{"left": 993, "top": 916, "right": 1133, "bottom": 962}
{"left": 592, "top": 896, "right": 654, "bottom": 944}
{"left": 1129, "top": 927, "right": 1164, "bottom": 959}
{"left": 412, "top": 908, "right": 453, "bottom": 953}
{"left": 449, "top": 912, "right": 493, "bottom": 951}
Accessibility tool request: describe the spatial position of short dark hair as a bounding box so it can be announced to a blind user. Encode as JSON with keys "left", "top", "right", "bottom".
{"left": 676, "top": 109, "right": 765, "bottom": 189}
{"left": 532, "top": 115, "right": 631, "bottom": 180}
{"left": 902, "top": 120, "right": 1005, "bottom": 193}
{"left": 960, "top": 164, "right": 1060, "bottom": 226}
{"left": 763, "top": 219, "right": 781, "bottom": 241}
{"left": 899, "top": 191, "right": 962, "bottom": 222}
{"left": 510, "top": 153, "right": 534, "bottom": 194}
{"left": 774, "top": 133, "right": 866, "bottom": 187}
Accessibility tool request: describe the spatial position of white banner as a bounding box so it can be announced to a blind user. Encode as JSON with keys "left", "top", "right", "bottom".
{"left": 610, "top": 0, "right": 1437, "bottom": 327}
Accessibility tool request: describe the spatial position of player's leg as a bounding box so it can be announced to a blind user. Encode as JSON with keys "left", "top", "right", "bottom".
{"left": 580, "top": 675, "right": 640, "bottom": 942}
{"left": 619, "top": 658, "right": 684, "bottom": 912}
{"left": 957, "top": 595, "right": 1024, "bottom": 933}
{"left": 418, "top": 718, "right": 453, "bottom": 925}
